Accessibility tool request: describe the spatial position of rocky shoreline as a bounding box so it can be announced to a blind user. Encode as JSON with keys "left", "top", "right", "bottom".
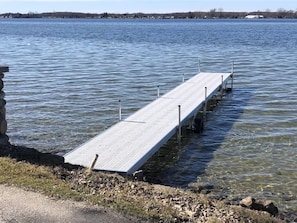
{"left": 0, "top": 144, "right": 295, "bottom": 222}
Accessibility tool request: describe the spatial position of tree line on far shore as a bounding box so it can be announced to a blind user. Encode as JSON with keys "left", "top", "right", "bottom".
{"left": 1, "top": 9, "right": 297, "bottom": 19}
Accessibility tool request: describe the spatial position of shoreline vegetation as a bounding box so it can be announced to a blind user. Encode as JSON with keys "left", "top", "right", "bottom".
{"left": 1, "top": 9, "right": 297, "bottom": 19}
{"left": 0, "top": 144, "right": 292, "bottom": 222}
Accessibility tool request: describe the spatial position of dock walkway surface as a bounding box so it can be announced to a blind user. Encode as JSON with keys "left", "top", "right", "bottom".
{"left": 64, "top": 72, "right": 232, "bottom": 174}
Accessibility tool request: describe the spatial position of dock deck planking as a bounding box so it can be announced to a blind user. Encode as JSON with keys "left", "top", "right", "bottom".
{"left": 64, "top": 72, "right": 232, "bottom": 174}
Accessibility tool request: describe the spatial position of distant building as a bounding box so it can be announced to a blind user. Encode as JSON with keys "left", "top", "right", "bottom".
{"left": 245, "top": 14, "right": 264, "bottom": 19}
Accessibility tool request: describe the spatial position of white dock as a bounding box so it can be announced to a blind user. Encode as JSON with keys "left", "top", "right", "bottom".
{"left": 64, "top": 71, "right": 233, "bottom": 174}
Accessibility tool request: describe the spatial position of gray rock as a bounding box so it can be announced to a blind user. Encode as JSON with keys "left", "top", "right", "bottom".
{"left": 258, "top": 200, "right": 279, "bottom": 216}
{"left": 239, "top": 196, "right": 255, "bottom": 208}
{"left": 240, "top": 196, "right": 278, "bottom": 216}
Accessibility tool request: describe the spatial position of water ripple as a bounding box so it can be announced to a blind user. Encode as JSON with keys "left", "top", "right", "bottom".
{"left": 1, "top": 19, "right": 297, "bottom": 214}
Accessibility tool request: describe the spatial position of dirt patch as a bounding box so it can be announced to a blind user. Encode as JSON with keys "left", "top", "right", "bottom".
{"left": 0, "top": 184, "right": 140, "bottom": 223}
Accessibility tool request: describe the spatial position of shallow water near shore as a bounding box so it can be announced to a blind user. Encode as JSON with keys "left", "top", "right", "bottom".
{"left": 0, "top": 18, "right": 296, "bottom": 215}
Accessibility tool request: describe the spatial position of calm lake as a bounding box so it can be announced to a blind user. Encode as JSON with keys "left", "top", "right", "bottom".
{"left": 0, "top": 18, "right": 296, "bottom": 215}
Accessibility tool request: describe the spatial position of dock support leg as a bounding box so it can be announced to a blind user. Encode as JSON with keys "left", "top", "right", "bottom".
{"left": 231, "top": 61, "right": 234, "bottom": 90}
{"left": 178, "top": 105, "right": 182, "bottom": 142}
{"left": 203, "top": 87, "right": 207, "bottom": 122}
{"left": 220, "top": 75, "right": 224, "bottom": 99}
{"left": 157, "top": 85, "right": 160, "bottom": 98}
{"left": 182, "top": 73, "right": 185, "bottom": 83}
{"left": 231, "top": 61, "right": 234, "bottom": 74}
{"left": 118, "top": 99, "right": 122, "bottom": 121}
{"left": 191, "top": 112, "right": 204, "bottom": 133}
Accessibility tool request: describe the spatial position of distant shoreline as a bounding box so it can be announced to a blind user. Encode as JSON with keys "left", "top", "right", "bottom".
{"left": 1, "top": 10, "right": 297, "bottom": 19}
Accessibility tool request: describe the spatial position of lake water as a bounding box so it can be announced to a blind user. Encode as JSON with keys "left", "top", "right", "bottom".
{"left": 0, "top": 18, "right": 296, "bottom": 216}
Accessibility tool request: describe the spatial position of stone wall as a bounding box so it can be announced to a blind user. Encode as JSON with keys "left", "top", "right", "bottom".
{"left": 0, "top": 65, "right": 9, "bottom": 146}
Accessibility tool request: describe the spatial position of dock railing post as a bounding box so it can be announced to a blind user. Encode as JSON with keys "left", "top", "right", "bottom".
{"left": 204, "top": 87, "right": 207, "bottom": 121}
{"left": 221, "top": 75, "right": 224, "bottom": 98}
{"left": 231, "top": 62, "right": 234, "bottom": 90}
{"left": 118, "top": 99, "right": 122, "bottom": 121}
{"left": 178, "top": 105, "right": 182, "bottom": 141}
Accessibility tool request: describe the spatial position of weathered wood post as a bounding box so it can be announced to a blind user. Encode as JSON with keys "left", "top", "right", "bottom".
{"left": 0, "top": 65, "right": 9, "bottom": 146}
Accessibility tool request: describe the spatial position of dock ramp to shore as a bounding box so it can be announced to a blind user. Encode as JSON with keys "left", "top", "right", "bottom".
{"left": 64, "top": 71, "right": 233, "bottom": 174}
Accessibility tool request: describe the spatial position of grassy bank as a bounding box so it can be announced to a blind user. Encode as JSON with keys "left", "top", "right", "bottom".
{"left": 0, "top": 156, "right": 285, "bottom": 222}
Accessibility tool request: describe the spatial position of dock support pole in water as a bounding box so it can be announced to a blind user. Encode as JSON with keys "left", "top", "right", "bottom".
{"left": 178, "top": 105, "right": 182, "bottom": 141}
{"left": 198, "top": 60, "right": 201, "bottom": 73}
{"left": 118, "top": 99, "right": 122, "bottom": 121}
{"left": 182, "top": 73, "right": 185, "bottom": 83}
{"left": 157, "top": 85, "right": 160, "bottom": 98}
{"left": 204, "top": 87, "right": 207, "bottom": 121}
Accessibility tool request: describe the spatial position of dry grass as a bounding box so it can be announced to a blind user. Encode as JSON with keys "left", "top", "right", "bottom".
{"left": 0, "top": 157, "right": 84, "bottom": 201}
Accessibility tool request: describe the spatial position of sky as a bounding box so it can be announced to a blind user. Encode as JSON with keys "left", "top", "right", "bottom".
{"left": 0, "top": 0, "right": 296, "bottom": 14}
